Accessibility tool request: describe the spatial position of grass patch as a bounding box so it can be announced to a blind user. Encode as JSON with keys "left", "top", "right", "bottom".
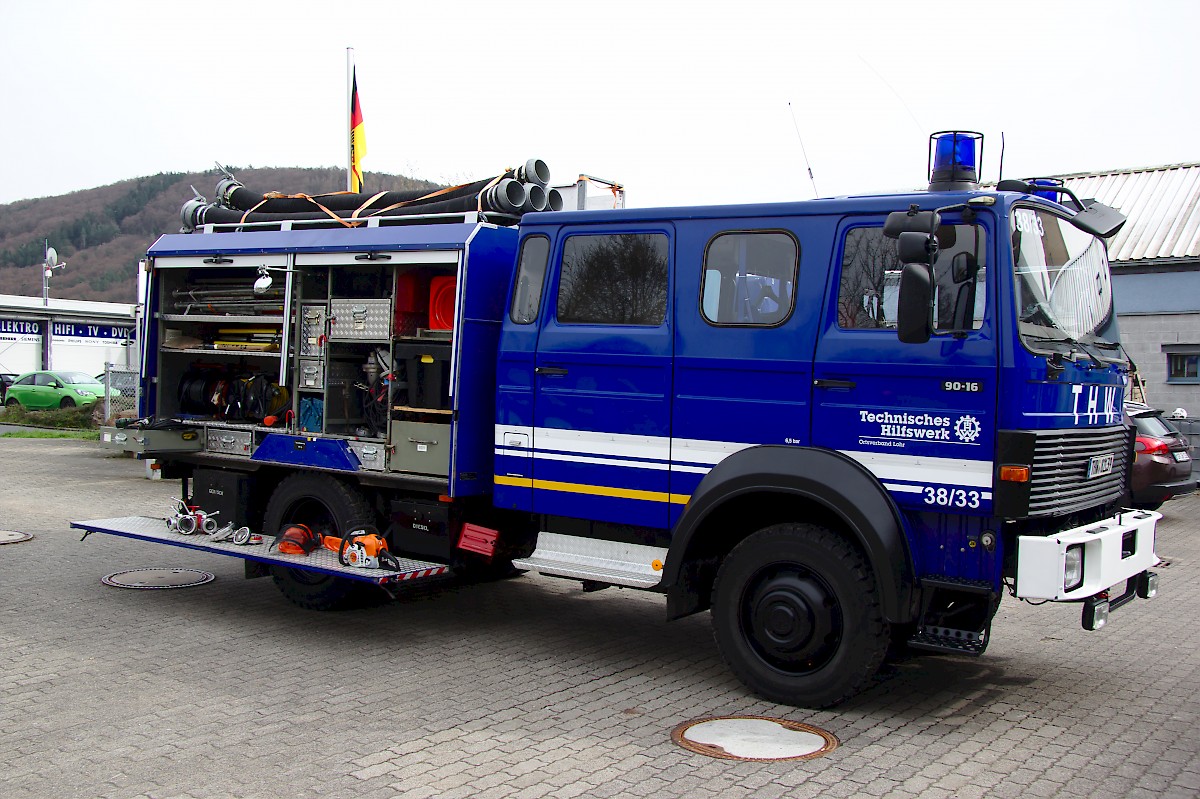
{"left": 0, "top": 403, "right": 96, "bottom": 430}
{"left": 1, "top": 429, "right": 101, "bottom": 440}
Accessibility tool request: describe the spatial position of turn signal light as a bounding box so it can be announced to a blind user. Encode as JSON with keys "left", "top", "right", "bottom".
{"left": 999, "top": 465, "right": 1031, "bottom": 483}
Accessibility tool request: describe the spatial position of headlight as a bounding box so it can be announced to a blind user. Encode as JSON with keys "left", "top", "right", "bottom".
{"left": 1064, "top": 545, "right": 1083, "bottom": 592}
{"left": 74, "top": 389, "right": 96, "bottom": 397}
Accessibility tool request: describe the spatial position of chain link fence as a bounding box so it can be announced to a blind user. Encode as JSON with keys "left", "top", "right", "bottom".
{"left": 101, "top": 363, "right": 140, "bottom": 423}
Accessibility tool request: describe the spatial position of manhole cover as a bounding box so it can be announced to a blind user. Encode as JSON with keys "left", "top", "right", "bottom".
{"left": 671, "top": 716, "right": 839, "bottom": 762}
{"left": 102, "top": 568, "right": 216, "bottom": 589}
{"left": 0, "top": 530, "right": 33, "bottom": 544}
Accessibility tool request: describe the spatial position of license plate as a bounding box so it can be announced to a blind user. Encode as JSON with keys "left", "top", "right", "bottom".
{"left": 1174, "top": 451, "right": 1192, "bottom": 463}
{"left": 1088, "top": 453, "right": 1115, "bottom": 478}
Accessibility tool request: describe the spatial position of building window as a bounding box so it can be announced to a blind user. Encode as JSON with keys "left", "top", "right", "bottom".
{"left": 1167, "top": 350, "right": 1200, "bottom": 383}
{"left": 701, "top": 231, "right": 798, "bottom": 326}
{"left": 557, "top": 233, "right": 669, "bottom": 326}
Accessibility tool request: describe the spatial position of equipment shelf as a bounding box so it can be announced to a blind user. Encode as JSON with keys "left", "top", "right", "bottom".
{"left": 160, "top": 314, "right": 286, "bottom": 324}
{"left": 72, "top": 516, "right": 450, "bottom": 586}
{"left": 160, "top": 347, "right": 281, "bottom": 358}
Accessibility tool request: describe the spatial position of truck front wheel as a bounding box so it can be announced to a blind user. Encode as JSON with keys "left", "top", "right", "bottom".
{"left": 263, "top": 473, "right": 378, "bottom": 610}
{"left": 712, "top": 523, "right": 889, "bottom": 708}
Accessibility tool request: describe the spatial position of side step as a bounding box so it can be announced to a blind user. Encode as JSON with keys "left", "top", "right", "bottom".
{"left": 512, "top": 532, "right": 666, "bottom": 589}
{"left": 906, "top": 576, "right": 996, "bottom": 656}
{"left": 907, "top": 625, "right": 988, "bottom": 655}
{"left": 72, "top": 516, "right": 449, "bottom": 586}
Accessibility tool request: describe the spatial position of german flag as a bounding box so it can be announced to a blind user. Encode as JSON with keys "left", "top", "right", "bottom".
{"left": 350, "top": 69, "right": 367, "bottom": 193}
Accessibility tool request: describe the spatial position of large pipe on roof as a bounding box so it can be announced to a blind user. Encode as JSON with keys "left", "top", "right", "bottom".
{"left": 182, "top": 178, "right": 532, "bottom": 229}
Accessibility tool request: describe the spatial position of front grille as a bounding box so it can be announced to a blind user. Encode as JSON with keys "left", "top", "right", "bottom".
{"left": 1028, "top": 426, "right": 1129, "bottom": 516}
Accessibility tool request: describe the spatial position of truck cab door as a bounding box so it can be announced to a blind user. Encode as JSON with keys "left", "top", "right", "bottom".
{"left": 812, "top": 216, "right": 998, "bottom": 516}
{"left": 530, "top": 226, "right": 674, "bottom": 528}
{"left": 494, "top": 235, "right": 552, "bottom": 512}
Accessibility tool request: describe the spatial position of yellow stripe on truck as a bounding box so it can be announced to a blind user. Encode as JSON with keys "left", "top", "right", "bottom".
{"left": 494, "top": 474, "right": 689, "bottom": 505}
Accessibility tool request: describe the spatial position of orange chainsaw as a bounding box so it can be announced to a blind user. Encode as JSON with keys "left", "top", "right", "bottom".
{"left": 322, "top": 527, "right": 400, "bottom": 570}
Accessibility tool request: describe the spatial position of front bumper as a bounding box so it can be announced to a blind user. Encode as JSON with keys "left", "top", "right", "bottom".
{"left": 1015, "top": 509, "right": 1160, "bottom": 601}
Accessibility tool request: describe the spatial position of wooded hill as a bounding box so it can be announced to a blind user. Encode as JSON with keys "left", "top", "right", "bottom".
{"left": 0, "top": 168, "right": 438, "bottom": 303}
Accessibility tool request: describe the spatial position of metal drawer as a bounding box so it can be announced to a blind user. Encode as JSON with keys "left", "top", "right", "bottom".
{"left": 390, "top": 421, "right": 450, "bottom": 476}
{"left": 299, "top": 359, "right": 324, "bottom": 390}
{"left": 329, "top": 299, "right": 390, "bottom": 341}
{"left": 348, "top": 440, "right": 386, "bottom": 471}
{"left": 206, "top": 427, "right": 255, "bottom": 457}
{"left": 100, "top": 426, "right": 204, "bottom": 455}
{"left": 300, "top": 305, "right": 326, "bottom": 357}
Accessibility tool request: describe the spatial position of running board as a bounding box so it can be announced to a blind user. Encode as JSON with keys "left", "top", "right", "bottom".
{"left": 72, "top": 516, "right": 449, "bottom": 586}
{"left": 512, "top": 532, "right": 666, "bottom": 589}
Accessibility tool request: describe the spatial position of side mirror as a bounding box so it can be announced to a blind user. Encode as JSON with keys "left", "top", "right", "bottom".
{"left": 951, "top": 252, "right": 978, "bottom": 283}
{"left": 884, "top": 209, "right": 941, "bottom": 239}
{"left": 897, "top": 263, "right": 933, "bottom": 344}
{"left": 897, "top": 231, "right": 939, "bottom": 265}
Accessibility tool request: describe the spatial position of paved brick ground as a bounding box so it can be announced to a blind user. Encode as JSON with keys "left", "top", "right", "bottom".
{"left": 1, "top": 438, "right": 1197, "bottom": 798}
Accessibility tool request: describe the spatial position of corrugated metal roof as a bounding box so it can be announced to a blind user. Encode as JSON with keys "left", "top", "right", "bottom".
{"left": 1058, "top": 163, "right": 1200, "bottom": 264}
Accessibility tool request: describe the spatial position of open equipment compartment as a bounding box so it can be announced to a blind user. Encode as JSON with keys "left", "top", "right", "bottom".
{"left": 140, "top": 254, "right": 294, "bottom": 459}
{"left": 289, "top": 249, "right": 462, "bottom": 476}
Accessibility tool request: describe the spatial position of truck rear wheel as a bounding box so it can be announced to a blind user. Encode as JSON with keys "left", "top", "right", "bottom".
{"left": 263, "top": 473, "right": 378, "bottom": 610}
{"left": 712, "top": 523, "right": 889, "bottom": 708}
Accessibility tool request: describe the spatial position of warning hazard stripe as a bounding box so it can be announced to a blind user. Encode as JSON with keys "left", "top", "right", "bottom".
{"left": 394, "top": 566, "right": 448, "bottom": 581}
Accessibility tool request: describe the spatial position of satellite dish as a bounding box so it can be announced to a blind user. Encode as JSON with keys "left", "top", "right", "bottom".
{"left": 44, "top": 247, "right": 59, "bottom": 268}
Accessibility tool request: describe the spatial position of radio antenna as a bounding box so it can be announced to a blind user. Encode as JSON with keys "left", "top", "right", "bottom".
{"left": 787, "top": 102, "right": 819, "bottom": 198}
{"left": 998, "top": 131, "right": 1006, "bottom": 182}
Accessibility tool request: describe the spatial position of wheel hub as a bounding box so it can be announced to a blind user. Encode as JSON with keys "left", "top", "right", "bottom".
{"left": 747, "top": 568, "right": 840, "bottom": 669}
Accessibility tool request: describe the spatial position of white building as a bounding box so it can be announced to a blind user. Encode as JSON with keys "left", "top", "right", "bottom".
{"left": 0, "top": 293, "right": 138, "bottom": 377}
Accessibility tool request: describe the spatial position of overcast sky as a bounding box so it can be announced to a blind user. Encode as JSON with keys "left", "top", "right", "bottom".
{"left": 1, "top": 0, "right": 1196, "bottom": 209}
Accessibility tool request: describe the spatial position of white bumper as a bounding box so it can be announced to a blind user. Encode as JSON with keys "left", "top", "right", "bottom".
{"left": 1016, "top": 509, "right": 1161, "bottom": 601}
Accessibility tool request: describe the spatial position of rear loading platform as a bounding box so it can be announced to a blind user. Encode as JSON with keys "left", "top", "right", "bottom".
{"left": 72, "top": 516, "right": 449, "bottom": 586}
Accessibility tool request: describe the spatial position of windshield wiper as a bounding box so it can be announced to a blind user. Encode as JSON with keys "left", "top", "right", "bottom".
{"left": 1020, "top": 324, "right": 1104, "bottom": 367}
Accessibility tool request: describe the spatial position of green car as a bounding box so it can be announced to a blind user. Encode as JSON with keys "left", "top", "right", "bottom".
{"left": 3, "top": 370, "right": 118, "bottom": 410}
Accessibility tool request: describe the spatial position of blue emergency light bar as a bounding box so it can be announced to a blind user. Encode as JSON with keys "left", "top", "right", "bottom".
{"left": 1029, "top": 177, "right": 1064, "bottom": 202}
{"left": 928, "top": 131, "right": 983, "bottom": 190}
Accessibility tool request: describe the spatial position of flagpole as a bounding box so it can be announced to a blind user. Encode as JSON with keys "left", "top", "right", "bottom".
{"left": 346, "top": 47, "right": 354, "bottom": 192}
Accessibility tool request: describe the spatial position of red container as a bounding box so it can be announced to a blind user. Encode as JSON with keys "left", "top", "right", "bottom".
{"left": 429, "top": 276, "right": 456, "bottom": 330}
{"left": 394, "top": 272, "right": 429, "bottom": 336}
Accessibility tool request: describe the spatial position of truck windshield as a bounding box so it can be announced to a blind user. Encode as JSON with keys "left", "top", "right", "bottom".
{"left": 1011, "top": 206, "right": 1120, "bottom": 354}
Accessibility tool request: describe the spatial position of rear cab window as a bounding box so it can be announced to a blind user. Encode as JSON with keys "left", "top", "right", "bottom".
{"left": 701, "top": 231, "right": 798, "bottom": 326}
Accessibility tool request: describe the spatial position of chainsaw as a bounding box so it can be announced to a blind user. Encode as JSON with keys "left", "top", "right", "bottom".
{"left": 322, "top": 528, "right": 400, "bottom": 570}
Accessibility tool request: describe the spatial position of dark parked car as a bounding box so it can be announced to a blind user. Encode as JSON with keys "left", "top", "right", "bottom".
{"left": 1127, "top": 402, "right": 1196, "bottom": 510}
{"left": 0, "top": 373, "right": 16, "bottom": 402}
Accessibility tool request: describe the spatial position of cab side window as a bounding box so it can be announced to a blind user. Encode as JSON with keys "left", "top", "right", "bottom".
{"left": 838, "top": 225, "right": 986, "bottom": 331}
{"left": 557, "top": 233, "right": 669, "bottom": 326}
{"left": 35, "top": 373, "right": 56, "bottom": 387}
{"left": 510, "top": 235, "right": 551, "bottom": 324}
{"left": 701, "top": 231, "right": 798, "bottom": 326}
{"left": 15, "top": 374, "right": 36, "bottom": 386}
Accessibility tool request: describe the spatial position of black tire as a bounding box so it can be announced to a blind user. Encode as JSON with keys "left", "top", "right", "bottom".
{"left": 712, "top": 523, "right": 889, "bottom": 708}
{"left": 59, "top": 396, "right": 76, "bottom": 409}
{"left": 5, "top": 397, "right": 19, "bottom": 408}
{"left": 263, "top": 473, "right": 379, "bottom": 610}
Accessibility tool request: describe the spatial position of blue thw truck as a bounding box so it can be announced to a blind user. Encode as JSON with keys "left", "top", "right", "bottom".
{"left": 78, "top": 135, "right": 1160, "bottom": 707}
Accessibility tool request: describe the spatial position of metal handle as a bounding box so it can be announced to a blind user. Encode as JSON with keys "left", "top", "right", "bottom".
{"left": 408, "top": 437, "right": 438, "bottom": 446}
{"left": 220, "top": 435, "right": 236, "bottom": 444}
{"left": 360, "top": 447, "right": 379, "bottom": 459}
{"left": 536, "top": 366, "right": 568, "bottom": 376}
{"left": 813, "top": 378, "right": 857, "bottom": 389}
